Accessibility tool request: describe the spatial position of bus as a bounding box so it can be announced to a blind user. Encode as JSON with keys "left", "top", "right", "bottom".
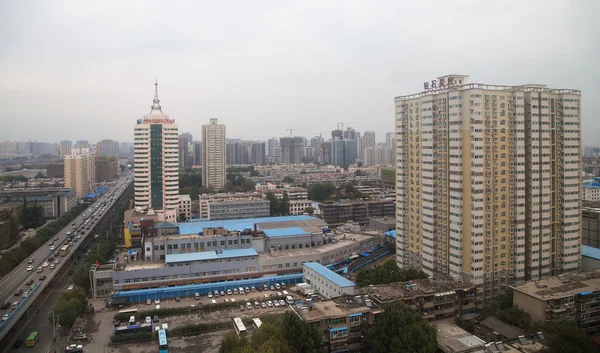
{"left": 252, "top": 318, "right": 262, "bottom": 330}
{"left": 26, "top": 332, "right": 38, "bottom": 347}
{"left": 114, "top": 323, "right": 153, "bottom": 335}
{"left": 232, "top": 317, "right": 247, "bottom": 336}
{"left": 59, "top": 245, "right": 70, "bottom": 257}
{"left": 158, "top": 329, "right": 168, "bottom": 353}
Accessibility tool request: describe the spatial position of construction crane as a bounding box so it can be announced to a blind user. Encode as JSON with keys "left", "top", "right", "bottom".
{"left": 337, "top": 121, "right": 359, "bottom": 130}
{"left": 286, "top": 128, "right": 308, "bottom": 137}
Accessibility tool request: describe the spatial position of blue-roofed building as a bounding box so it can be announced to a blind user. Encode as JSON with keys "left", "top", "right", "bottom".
{"left": 303, "top": 262, "right": 356, "bottom": 299}
{"left": 583, "top": 177, "right": 600, "bottom": 201}
{"left": 582, "top": 245, "right": 600, "bottom": 270}
{"left": 166, "top": 248, "right": 258, "bottom": 266}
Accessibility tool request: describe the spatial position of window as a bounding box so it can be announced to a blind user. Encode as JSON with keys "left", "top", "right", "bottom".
{"left": 173, "top": 244, "right": 178, "bottom": 249}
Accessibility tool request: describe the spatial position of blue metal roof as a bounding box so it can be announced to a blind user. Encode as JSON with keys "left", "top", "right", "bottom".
{"left": 582, "top": 245, "right": 600, "bottom": 260}
{"left": 328, "top": 326, "right": 348, "bottom": 332}
{"left": 583, "top": 178, "right": 600, "bottom": 189}
{"left": 263, "top": 227, "right": 310, "bottom": 238}
{"left": 165, "top": 248, "right": 258, "bottom": 264}
{"left": 178, "top": 215, "right": 320, "bottom": 234}
{"left": 303, "top": 262, "right": 356, "bottom": 288}
{"left": 83, "top": 193, "right": 99, "bottom": 198}
{"left": 385, "top": 230, "right": 396, "bottom": 239}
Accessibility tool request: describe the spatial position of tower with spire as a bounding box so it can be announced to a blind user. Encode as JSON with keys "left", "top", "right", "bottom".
{"left": 133, "top": 81, "right": 179, "bottom": 222}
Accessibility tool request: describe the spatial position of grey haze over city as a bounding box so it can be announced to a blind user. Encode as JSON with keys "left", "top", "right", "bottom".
{"left": 0, "top": 0, "right": 598, "bottom": 144}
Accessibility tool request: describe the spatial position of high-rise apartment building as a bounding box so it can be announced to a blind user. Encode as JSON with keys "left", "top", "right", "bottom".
{"left": 75, "top": 140, "right": 89, "bottom": 149}
{"left": 59, "top": 140, "right": 72, "bottom": 157}
{"left": 250, "top": 142, "right": 266, "bottom": 165}
{"left": 97, "top": 139, "right": 120, "bottom": 157}
{"left": 193, "top": 141, "right": 202, "bottom": 166}
{"left": 385, "top": 132, "right": 395, "bottom": 148}
{"left": 395, "top": 75, "right": 581, "bottom": 300}
{"left": 202, "top": 118, "right": 226, "bottom": 190}
{"left": 178, "top": 133, "right": 194, "bottom": 168}
{"left": 64, "top": 148, "right": 95, "bottom": 198}
{"left": 280, "top": 137, "right": 304, "bottom": 164}
{"left": 134, "top": 82, "right": 179, "bottom": 221}
{"left": 332, "top": 139, "right": 356, "bottom": 167}
{"left": 363, "top": 131, "right": 376, "bottom": 148}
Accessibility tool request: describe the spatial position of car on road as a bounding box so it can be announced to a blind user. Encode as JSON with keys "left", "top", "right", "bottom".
{"left": 49, "top": 264, "right": 55, "bottom": 270}
{"left": 12, "top": 339, "right": 23, "bottom": 348}
{"left": 2, "top": 313, "right": 10, "bottom": 321}
{"left": 42, "top": 262, "right": 49, "bottom": 268}
{"left": 55, "top": 237, "right": 59, "bottom": 241}
{"left": 154, "top": 298, "right": 160, "bottom": 304}
{"left": 146, "top": 299, "right": 152, "bottom": 305}
{"left": 1, "top": 302, "right": 10, "bottom": 309}
{"left": 27, "top": 259, "right": 34, "bottom": 264}
{"left": 39, "top": 275, "right": 46, "bottom": 280}
{"left": 22, "top": 292, "right": 29, "bottom": 298}
{"left": 26, "top": 266, "right": 33, "bottom": 271}
{"left": 14, "top": 289, "right": 23, "bottom": 296}
{"left": 26, "top": 279, "right": 33, "bottom": 285}
{"left": 50, "top": 246, "right": 55, "bottom": 251}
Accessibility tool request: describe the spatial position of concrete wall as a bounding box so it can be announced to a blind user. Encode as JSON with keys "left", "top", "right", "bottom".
{"left": 582, "top": 256, "right": 600, "bottom": 270}
{"left": 512, "top": 290, "right": 547, "bottom": 322}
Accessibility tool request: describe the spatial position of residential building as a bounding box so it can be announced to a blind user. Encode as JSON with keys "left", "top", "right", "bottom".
{"left": 198, "top": 192, "right": 264, "bottom": 219}
{"left": 322, "top": 141, "right": 332, "bottom": 165}
{"left": 292, "top": 295, "right": 382, "bottom": 353}
{"left": 64, "top": 148, "right": 95, "bottom": 198}
{"left": 178, "top": 194, "right": 192, "bottom": 221}
{"left": 226, "top": 140, "right": 249, "bottom": 165}
{"left": 280, "top": 137, "right": 304, "bottom": 164}
{"left": 97, "top": 139, "right": 120, "bottom": 158}
{"left": 59, "top": 140, "right": 72, "bottom": 157}
{"left": 475, "top": 316, "right": 526, "bottom": 342}
{"left": 303, "top": 262, "right": 356, "bottom": 299}
{"left": 0, "top": 189, "right": 77, "bottom": 219}
{"left": 395, "top": 74, "right": 581, "bottom": 300}
{"left": 289, "top": 200, "right": 312, "bottom": 215}
{"left": 385, "top": 132, "right": 395, "bottom": 148}
{"left": 250, "top": 141, "right": 265, "bottom": 165}
{"left": 193, "top": 141, "right": 202, "bottom": 166}
{"left": 133, "top": 82, "right": 179, "bottom": 221}
{"left": 332, "top": 138, "right": 356, "bottom": 167}
{"left": 363, "top": 144, "right": 394, "bottom": 166}
{"left": 178, "top": 132, "right": 194, "bottom": 168}
{"left": 511, "top": 269, "right": 600, "bottom": 333}
{"left": 202, "top": 199, "right": 270, "bottom": 220}
{"left": 582, "top": 245, "right": 600, "bottom": 270}
{"left": 96, "top": 156, "right": 118, "bottom": 182}
{"left": 74, "top": 140, "right": 89, "bottom": 149}
{"left": 583, "top": 178, "right": 600, "bottom": 201}
{"left": 201, "top": 118, "right": 226, "bottom": 190}
{"left": 362, "top": 276, "right": 478, "bottom": 322}
{"left": 315, "top": 200, "right": 395, "bottom": 227}
{"left": 583, "top": 207, "right": 600, "bottom": 247}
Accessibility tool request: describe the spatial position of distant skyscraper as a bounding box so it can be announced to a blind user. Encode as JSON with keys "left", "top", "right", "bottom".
{"left": 75, "top": 140, "right": 89, "bottom": 149}
{"left": 134, "top": 82, "right": 179, "bottom": 221}
{"left": 250, "top": 142, "right": 266, "bottom": 165}
{"left": 310, "top": 136, "right": 324, "bottom": 163}
{"left": 202, "top": 118, "right": 226, "bottom": 190}
{"left": 385, "top": 132, "right": 395, "bottom": 149}
{"left": 97, "top": 139, "right": 120, "bottom": 158}
{"left": 332, "top": 139, "right": 356, "bottom": 167}
{"left": 363, "top": 131, "right": 376, "bottom": 148}
{"left": 178, "top": 133, "right": 194, "bottom": 168}
{"left": 267, "top": 138, "right": 278, "bottom": 157}
{"left": 64, "top": 148, "right": 95, "bottom": 198}
{"left": 193, "top": 141, "right": 202, "bottom": 166}
{"left": 280, "top": 137, "right": 304, "bottom": 164}
{"left": 322, "top": 142, "right": 332, "bottom": 165}
{"left": 59, "top": 140, "right": 72, "bottom": 157}
{"left": 395, "top": 74, "right": 581, "bottom": 299}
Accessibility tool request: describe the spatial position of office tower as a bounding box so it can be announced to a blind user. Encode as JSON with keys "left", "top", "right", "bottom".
{"left": 75, "top": 140, "right": 89, "bottom": 149}
{"left": 59, "top": 140, "right": 72, "bottom": 157}
{"left": 250, "top": 142, "right": 266, "bottom": 165}
{"left": 322, "top": 142, "right": 332, "bottom": 165}
{"left": 64, "top": 148, "right": 95, "bottom": 198}
{"left": 202, "top": 118, "right": 226, "bottom": 190}
{"left": 193, "top": 141, "right": 202, "bottom": 166}
{"left": 178, "top": 132, "right": 193, "bottom": 168}
{"left": 343, "top": 127, "right": 357, "bottom": 140}
{"left": 97, "top": 139, "right": 120, "bottom": 157}
{"left": 280, "top": 137, "right": 304, "bottom": 164}
{"left": 395, "top": 74, "right": 581, "bottom": 300}
{"left": 134, "top": 82, "right": 179, "bottom": 221}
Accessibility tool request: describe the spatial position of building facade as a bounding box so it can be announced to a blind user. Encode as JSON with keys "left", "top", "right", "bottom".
{"left": 202, "top": 118, "right": 226, "bottom": 190}
{"left": 133, "top": 82, "right": 179, "bottom": 221}
{"left": 97, "top": 139, "right": 120, "bottom": 157}
{"left": 178, "top": 133, "right": 194, "bottom": 169}
{"left": 96, "top": 156, "right": 118, "bottom": 182}
{"left": 280, "top": 137, "right": 304, "bottom": 164}
{"left": 64, "top": 148, "right": 95, "bottom": 198}
{"left": 395, "top": 75, "right": 581, "bottom": 300}
{"left": 178, "top": 194, "right": 192, "bottom": 221}
{"left": 204, "top": 199, "right": 270, "bottom": 220}
{"left": 583, "top": 178, "right": 600, "bottom": 201}
{"left": 303, "top": 262, "right": 357, "bottom": 299}
{"left": 583, "top": 207, "right": 600, "bottom": 248}
{"left": 316, "top": 200, "right": 395, "bottom": 227}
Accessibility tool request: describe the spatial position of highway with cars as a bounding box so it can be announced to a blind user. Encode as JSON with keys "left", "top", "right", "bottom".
{"left": 0, "top": 172, "right": 133, "bottom": 343}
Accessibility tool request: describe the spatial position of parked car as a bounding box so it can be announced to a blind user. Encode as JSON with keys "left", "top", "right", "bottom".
{"left": 254, "top": 301, "right": 260, "bottom": 308}
{"left": 175, "top": 297, "right": 180, "bottom": 302}
{"left": 226, "top": 289, "right": 233, "bottom": 295}
{"left": 251, "top": 286, "right": 256, "bottom": 292}
{"left": 207, "top": 292, "right": 213, "bottom": 298}
{"left": 246, "top": 302, "right": 252, "bottom": 310}
{"left": 263, "top": 284, "right": 268, "bottom": 291}
{"left": 72, "top": 334, "right": 88, "bottom": 341}
{"left": 145, "top": 316, "right": 152, "bottom": 324}
{"left": 153, "top": 315, "right": 159, "bottom": 322}
{"left": 220, "top": 291, "right": 225, "bottom": 297}
{"left": 274, "top": 301, "right": 280, "bottom": 307}
{"left": 279, "top": 300, "right": 286, "bottom": 306}
{"left": 275, "top": 283, "right": 281, "bottom": 290}
{"left": 154, "top": 298, "right": 160, "bottom": 304}
{"left": 270, "top": 285, "right": 275, "bottom": 291}
{"left": 261, "top": 302, "right": 267, "bottom": 308}
{"left": 146, "top": 299, "right": 152, "bottom": 305}
{"left": 266, "top": 301, "right": 273, "bottom": 307}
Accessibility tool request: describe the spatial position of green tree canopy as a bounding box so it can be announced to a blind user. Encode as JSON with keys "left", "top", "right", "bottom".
{"left": 355, "top": 259, "right": 429, "bottom": 287}
{"left": 543, "top": 320, "right": 599, "bottom": 353}
{"left": 368, "top": 301, "right": 437, "bottom": 353}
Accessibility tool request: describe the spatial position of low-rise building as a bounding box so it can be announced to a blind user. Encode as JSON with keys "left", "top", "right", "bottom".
{"left": 583, "top": 207, "right": 600, "bottom": 248}
{"left": 303, "top": 262, "right": 356, "bottom": 299}
{"left": 367, "top": 216, "right": 396, "bottom": 233}
{"left": 90, "top": 263, "right": 116, "bottom": 299}
{"left": 205, "top": 199, "right": 270, "bottom": 220}
{"left": 292, "top": 295, "right": 382, "bottom": 353}
{"left": 432, "top": 320, "right": 486, "bottom": 353}
{"left": 511, "top": 270, "right": 600, "bottom": 333}
{"left": 582, "top": 245, "right": 600, "bottom": 270}
{"left": 315, "top": 200, "right": 395, "bottom": 227}
{"left": 0, "top": 188, "right": 76, "bottom": 219}
{"left": 474, "top": 316, "right": 526, "bottom": 342}
{"left": 289, "top": 199, "right": 312, "bottom": 215}
{"left": 361, "top": 276, "right": 479, "bottom": 322}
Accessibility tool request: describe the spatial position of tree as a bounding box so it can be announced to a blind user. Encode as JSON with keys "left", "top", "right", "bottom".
{"left": 303, "top": 207, "right": 314, "bottom": 216}
{"left": 355, "top": 259, "right": 429, "bottom": 286}
{"left": 368, "top": 301, "right": 437, "bottom": 353}
{"left": 20, "top": 199, "right": 45, "bottom": 229}
{"left": 543, "top": 320, "right": 599, "bottom": 353}
{"left": 249, "top": 170, "right": 260, "bottom": 177}
{"left": 34, "top": 171, "right": 46, "bottom": 179}
{"left": 279, "top": 192, "right": 290, "bottom": 216}
{"left": 266, "top": 192, "right": 280, "bottom": 216}
{"left": 281, "top": 312, "right": 322, "bottom": 353}
{"left": 354, "top": 170, "right": 363, "bottom": 176}
{"left": 282, "top": 176, "right": 294, "bottom": 183}
{"left": 308, "top": 183, "right": 336, "bottom": 201}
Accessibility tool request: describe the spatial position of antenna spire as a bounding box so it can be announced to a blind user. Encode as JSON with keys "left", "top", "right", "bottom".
{"left": 150, "top": 79, "right": 163, "bottom": 114}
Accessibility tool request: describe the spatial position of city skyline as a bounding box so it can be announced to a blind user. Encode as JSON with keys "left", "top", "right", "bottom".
{"left": 1, "top": 1, "right": 598, "bottom": 144}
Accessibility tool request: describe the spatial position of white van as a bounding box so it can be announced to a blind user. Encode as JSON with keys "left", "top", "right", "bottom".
{"left": 194, "top": 292, "right": 200, "bottom": 300}
{"left": 129, "top": 316, "right": 135, "bottom": 325}
{"left": 12, "top": 301, "right": 19, "bottom": 309}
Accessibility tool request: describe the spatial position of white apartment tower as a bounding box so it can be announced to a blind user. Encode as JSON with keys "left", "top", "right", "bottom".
{"left": 64, "top": 148, "right": 95, "bottom": 198}
{"left": 133, "top": 82, "right": 179, "bottom": 221}
{"left": 395, "top": 75, "right": 581, "bottom": 301}
{"left": 202, "top": 118, "right": 226, "bottom": 190}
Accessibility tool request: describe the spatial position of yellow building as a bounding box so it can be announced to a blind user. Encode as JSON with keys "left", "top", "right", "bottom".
{"left": 394, "top": 75, "right": 581, "bottom": 301}
{"left": 64, "top": 148, "right": 95, "bottom": 198}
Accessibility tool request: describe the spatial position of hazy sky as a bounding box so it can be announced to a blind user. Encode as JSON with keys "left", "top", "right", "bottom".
{"left": 0, "top": 1, "right": 598, "bottom": 144}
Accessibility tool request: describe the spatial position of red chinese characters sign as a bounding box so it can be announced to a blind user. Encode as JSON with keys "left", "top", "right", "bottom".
{"left": 143, "top": 118, "right": 175, "bottom": 124}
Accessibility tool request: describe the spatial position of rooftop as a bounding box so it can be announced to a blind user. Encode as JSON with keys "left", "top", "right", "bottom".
{"left": 479, "top": 316, "right": 526, "bottom": 339}
{"left": 263, "top": 227, "right": 311, "bottom": 238}
{"left": 362, "top": 276, "right": 477, "bottom": 304}
{"left": 165, "top": 248, "right": 258, "bottom": 264}
{"left": 303, "top": 262, "right": 356, "bottom": 288}
{"left": 178, "top": 215, "right": 323, "bottom": 235}
{"left": 433, "top": 320, "right": 486, "bottom": 353}
{"left": 299, "top": 295, "right": 381, "bottom": 321}
{"left": 510, "top": 269, "right": 600, "bottom": 300}
{"left": 582, "top": 245, "right": 600, "bottom": 261}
